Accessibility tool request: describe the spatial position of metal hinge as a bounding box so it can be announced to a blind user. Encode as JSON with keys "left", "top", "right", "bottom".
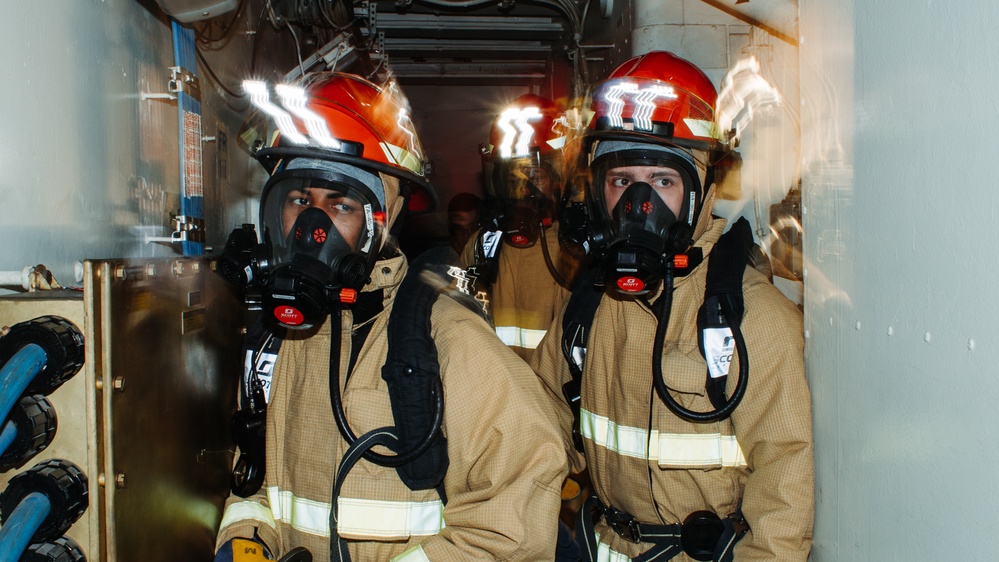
{"left": 141, "top": 66, "right": 201, "bottom": 102}
{"left": 145, "top": 214, "right": 205, "bottom": 247}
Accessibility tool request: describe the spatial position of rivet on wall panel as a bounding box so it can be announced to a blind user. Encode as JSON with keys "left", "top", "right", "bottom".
{"left": 887, "top": 326, "right": 894, "bottom": 336}
{"left": 828, "top": 317, "right": 833, "bottom": 326}
{"left": 855, "top": 321, "right": 861, "bottom": 331}
{"left": 804, "top": 329, "right": 810, "bottom": 339}
{"left": 969, "top": 338, "right": 976, "bottom": 350}
{"left": 924, "top": 332, "right": 931, "bottom": 343}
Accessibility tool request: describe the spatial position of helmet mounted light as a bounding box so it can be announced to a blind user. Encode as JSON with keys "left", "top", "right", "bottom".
{"left": 481, "top": 94, "right": 568, "bottom": 249}
{"left": 241, "top": 74, "right": 439, "bottom": 215}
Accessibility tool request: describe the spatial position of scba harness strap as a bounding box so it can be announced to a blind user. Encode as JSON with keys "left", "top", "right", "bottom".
{"left": 576, "top": 496, "right": 748, "bottom": 562}
{"left": 231, "top": 321, "right": 283, "bottom": 498}
{"left": 560, "top": 216, "right": 756, "bottom": 437}
{"left": 231, "top": 246, "right": 486, "bottom": 562}
{"left": 561, "top": 218, "right": 758, "bottom": 560}
{"left": 327, "top": 246, "right": 487, "bottom": 561}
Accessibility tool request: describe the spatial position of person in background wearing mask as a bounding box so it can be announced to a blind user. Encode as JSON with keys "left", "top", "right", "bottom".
{"left": 461, "top": 93, "right": 581, "bottom": 362}
{"left": 447, "top": 192, "right": 481, "bottom": 254}
{"left": 531, "top": 51, "right": 814, "bottom": 561}
{"left": 214, "top": 72, "right": 567, "bottom": 562}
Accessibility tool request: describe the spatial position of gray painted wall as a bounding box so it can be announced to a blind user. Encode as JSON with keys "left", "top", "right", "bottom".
{"left": 0, "top": 1, "right": 262, "bottom": 293}
{"left": 801, "top": 0, "right": 999, "bottom": 558}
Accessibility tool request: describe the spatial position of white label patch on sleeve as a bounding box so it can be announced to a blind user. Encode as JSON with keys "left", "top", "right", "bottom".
{"left": 703, "top": 327, "right": 735, "bottom": 379}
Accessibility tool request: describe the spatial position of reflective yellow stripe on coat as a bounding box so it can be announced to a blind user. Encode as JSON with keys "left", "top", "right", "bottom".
{"left": 595, "top": 532, "right": 632, "bottom": 561}
{"left": 391, "top": 545, "right": 432, "bottom": 562}
{"left": 220, "top": 499, "right": 277, "bottom": 531}
{"left": 494, "top": 325, "right": 547, "bottom": 349}
{"left": 265, "top": 487, "right": 445, "bottom": 538}
{"left": 579, "top": 409, "right": 747, "bottom": 467}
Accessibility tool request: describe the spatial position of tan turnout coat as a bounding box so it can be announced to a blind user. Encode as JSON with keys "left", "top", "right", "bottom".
{"left": 217, "top": 253, "right": 569, "bottom": 561}
{"left": 530, "top": 205, "right": 815, "bottom": 561}
{"left": 460, "top": 224, "right": 579, "bottom": 362}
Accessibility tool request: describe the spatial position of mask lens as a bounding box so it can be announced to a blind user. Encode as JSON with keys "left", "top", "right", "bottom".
{"left": 260, "top": 171, "right": 383, "bottom": 270}
{"left": 591, "top": 152, "right": 698, "bottom": 236}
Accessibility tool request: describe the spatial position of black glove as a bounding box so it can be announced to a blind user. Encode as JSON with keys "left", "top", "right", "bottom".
{"left": 555, "top": 520, "right": 582, "bottom": 561}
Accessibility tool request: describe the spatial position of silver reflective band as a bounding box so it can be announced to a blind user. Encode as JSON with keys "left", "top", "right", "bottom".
{"left": 580, "top": 409, "right": 747, "bottom": 467}
{"left": 220, "top": 499, "right": 277, "bottom": 531}
{"left": 495, "top": 326, "right": 547, "bottom": 349}
{"left": 265, "top": 487, "right": 446, "bottom": 539}
{"left": 391, "top": 545, "right": 432, "bottom": 562}
{"left": 594, "top": 532, "right": 631, "bottom": 562}
{"left": 338, "top": 497, "right": 446, "bottom": 539}
{"left": 267, "top": 488, "right": 329, "bottom": 536}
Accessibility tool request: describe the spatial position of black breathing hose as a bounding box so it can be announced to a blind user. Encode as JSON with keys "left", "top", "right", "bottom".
{"left": 327, "top": 308, "right": 446, "bottom": 467}
{"left": 651, "top": 264, "right": 750, "bottom": 423}
{"left": 538, "top": 224, "right": 572, "bottom": 289}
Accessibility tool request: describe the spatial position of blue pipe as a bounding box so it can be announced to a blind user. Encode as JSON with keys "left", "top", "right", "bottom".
{"left": 0, "top": 492, "right": 52, "bottom": 560}
{"left": 0, "top": 344, "right": 47, "bottom": 424}
{"left": 0, "top": 420, "right": 16, "bottom": 458}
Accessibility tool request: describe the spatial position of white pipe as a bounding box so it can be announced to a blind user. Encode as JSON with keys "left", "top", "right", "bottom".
{"left": 0, "top": 267, "right": 32, "bottom": 290}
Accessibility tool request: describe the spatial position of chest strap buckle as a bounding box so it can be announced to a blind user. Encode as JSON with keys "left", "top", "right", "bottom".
{"left": 603, "top": 505, "right": 643, "bottom": 543}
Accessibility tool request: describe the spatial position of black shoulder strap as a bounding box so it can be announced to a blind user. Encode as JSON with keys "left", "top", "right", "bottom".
{"left": 382, "top": 245, "right": 485, "bottom": 491}
{"left": 231, "top": 318, "right": 283, "bottom": 498}
{"left": 559, "top": 266, "right": 604, "bottom": 451}
{"left": 240, "top": 318, "right": 283, "bottom": 410}
{"left": 466, "top": 228, "right": 504, "bottom": 288}
{"left": 559, "top": 219, "right": 755, "bottom": 440}
{"left": 698, "top": 217, "right": 753, "bottom": 410}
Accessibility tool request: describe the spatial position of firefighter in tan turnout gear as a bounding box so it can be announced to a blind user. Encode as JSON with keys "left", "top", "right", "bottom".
{"left": 461, "top": 93, "right": 580, "bottom": 362}
{"left": 530, "top": 51, "right": 814, "bottom": 561}
{"left": 214, "top": 72, "right": 568, "bottom": 562}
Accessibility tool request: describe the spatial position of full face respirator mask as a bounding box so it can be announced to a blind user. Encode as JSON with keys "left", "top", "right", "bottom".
{"left": 218, "top": 159, "right": 385, "bottom": 329}
{"left": 483, "top": 156, "right": 559, "bottom": 248}
{"left": 587, "top": 142, "right": 703, "bottom": 296}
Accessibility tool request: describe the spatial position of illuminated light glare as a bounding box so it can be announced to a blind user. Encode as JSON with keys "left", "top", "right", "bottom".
{"left": 497, "top": 107, "right": 543, "bottom": 159}
{"left": 632, "top": 85, "right": 677, "bottom": 131}
{"left": 715, "top": 56, "right": 784, "bottom": 141}
{"left": 602, "top": 82, "right": 639, "bottom": 129}
{"left": 396, "top": 108, "right": 422, "bottom": 160}
{"left": 513, "top": 106, "right": 542, "bottom": 157}
{"left": 497, "top": 107, "right": 521, "bottom": 159}
{"left": 275, "top": 84, "right": 341, "bottom": 149}
{"left": 243, "top": 80, "right": 308, "bottom": 146}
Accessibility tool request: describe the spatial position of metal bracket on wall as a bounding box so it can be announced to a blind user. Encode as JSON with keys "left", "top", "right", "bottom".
{"left": 144, "top": 214, "right": 206, "bottom": 248}
{"left": 283, "top": 30, "right": 359, "bottom": 81}
{"left": 140, "top": 66, "right": 202, "bottom": 102}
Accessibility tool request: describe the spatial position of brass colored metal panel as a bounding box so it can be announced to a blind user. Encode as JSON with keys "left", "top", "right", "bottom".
{"left": 0, "top": 258, "right": 242, "bottom": 561}
{"left": 98, "top": 258, "right": 241, "bottom": 562}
